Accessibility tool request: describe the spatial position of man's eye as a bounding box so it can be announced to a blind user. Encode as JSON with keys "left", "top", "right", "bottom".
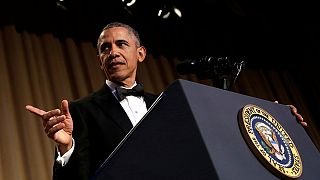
{"left": 118, "top": 43, "right": 125, "bottom": 47}
{"left": 117, "top": 41, "right": 128, "bottom": 48}
{"left": 100, "top": 44, "right": 109, "bottom": 52}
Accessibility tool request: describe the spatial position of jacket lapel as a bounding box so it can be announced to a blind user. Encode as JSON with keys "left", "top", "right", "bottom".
{"left": 144, "top": 93, "right": 158, "bottom": 109}
{"left": 92, "top": 84, "right": 133, "bottom": 134}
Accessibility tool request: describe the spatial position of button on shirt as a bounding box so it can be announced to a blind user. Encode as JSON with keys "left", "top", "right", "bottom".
{"left": 56, "top": 80, "right": 148, "bottom": 166}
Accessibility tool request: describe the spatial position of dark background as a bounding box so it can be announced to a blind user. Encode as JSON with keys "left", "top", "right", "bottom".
{"left": 1, "top": 0, "right": 319, "bottom": 69}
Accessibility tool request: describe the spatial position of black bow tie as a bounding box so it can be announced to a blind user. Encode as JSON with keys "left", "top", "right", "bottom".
{"left": 115, "top": 83, "right": 144, "bottom": 101}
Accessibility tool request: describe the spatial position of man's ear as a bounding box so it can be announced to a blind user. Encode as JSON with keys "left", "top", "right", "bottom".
{"left": 137, "top": 46, "right": 146, "bottom": 62}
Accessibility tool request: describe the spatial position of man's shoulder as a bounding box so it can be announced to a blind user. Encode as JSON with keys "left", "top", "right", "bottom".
{"left": 71, "top": 94, "right": 93, "bottom": 104}
{"left": 69, "top": 84, "right": 109, "bottom": 106}
{"left": 68, "top": 93, "right": 95, "bottom": 112}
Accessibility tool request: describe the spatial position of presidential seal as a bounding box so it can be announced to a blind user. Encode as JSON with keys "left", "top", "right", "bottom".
{"left": 238, "top": 104, "right": 302, "bottom": 179}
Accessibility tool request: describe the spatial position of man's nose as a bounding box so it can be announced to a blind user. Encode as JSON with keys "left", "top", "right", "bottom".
{"left": 109, "top": 45, "right": 119, "bottom": 56}
{"left": 107, "top": 46, "right": 120, "bottom": 59}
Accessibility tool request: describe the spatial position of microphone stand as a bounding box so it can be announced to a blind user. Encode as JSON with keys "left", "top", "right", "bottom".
{"left": 213, "top": 57, "right": 245, "bottom": 90}
{"left": 194, "top": 56, "right": 245, "bottom": 90}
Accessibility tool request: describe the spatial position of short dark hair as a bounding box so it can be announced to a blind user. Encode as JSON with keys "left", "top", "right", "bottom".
{"left": 97, "top": 22, "right": 141, "bottom": 47}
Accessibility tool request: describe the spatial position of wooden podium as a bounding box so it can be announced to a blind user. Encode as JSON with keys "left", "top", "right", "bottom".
{"left": 92, "top": 79, "right": 320, "bottom": 180}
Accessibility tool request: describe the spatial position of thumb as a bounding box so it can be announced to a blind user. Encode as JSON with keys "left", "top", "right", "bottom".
{"left": 61, "top": 100, "right": 71, "bottom": 118}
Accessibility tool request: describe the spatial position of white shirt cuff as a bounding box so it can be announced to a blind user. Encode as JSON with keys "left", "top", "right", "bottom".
{"left": 55, "top": 138, "right": 75, "bottom": 167}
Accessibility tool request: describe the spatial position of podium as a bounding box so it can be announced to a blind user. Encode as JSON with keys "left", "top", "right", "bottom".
{"left": 92, "top": 79, "right": 320, "bottom": 180}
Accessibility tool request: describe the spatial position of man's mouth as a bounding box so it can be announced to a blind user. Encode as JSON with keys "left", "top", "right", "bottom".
{"left": 108, "top": 61, "right": 125, "bottom": 69}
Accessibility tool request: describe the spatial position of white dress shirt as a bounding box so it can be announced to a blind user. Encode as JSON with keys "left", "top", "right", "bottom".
{"left": 106, "top": 80, "right": 148, "bottom": 126}
{"left": 56, "top": 80, "right": 148, "bottom": 166}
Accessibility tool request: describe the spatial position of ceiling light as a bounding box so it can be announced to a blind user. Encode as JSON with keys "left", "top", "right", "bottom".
{"left": 122, "top": 0, "right": 136, "bottom": 7}
{"left": 173, "top": 6, "right": 182, "bottom": 18}
{"left": 158, "top": 4, "right": 182, "bottom": 19}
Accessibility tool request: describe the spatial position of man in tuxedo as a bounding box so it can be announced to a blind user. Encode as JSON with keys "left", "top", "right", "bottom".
{"left": 26, "top": 22, "right": 157, "bottom": 180}
{"left": 26, "top": 22, "right": 306, "bottom": 180}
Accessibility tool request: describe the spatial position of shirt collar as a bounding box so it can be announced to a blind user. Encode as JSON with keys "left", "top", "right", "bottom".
{"left": 106, "top": 80, "right": 138, "bottom": 101}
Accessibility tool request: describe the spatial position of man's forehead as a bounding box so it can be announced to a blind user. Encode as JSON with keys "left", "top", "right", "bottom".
{"left": 98, "top": 27, "right": 137, "bottom": 46}
{"left": 99, "top": 27, "right": 130, "bottom": 38}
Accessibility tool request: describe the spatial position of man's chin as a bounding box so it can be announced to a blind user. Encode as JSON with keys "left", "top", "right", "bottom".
{"left": 108, "top": 73, "right": 126, "bottom": 83}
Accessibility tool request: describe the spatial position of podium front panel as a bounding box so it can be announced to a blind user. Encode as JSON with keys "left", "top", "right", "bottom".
{"left": 93, "top": 79, "right": 320, "bottom": 180}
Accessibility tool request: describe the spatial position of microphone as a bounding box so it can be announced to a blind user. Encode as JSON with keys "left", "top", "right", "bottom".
{"left": 176, "top": 56, "right": 246, "bottom": 89}
{"left": 177, "top": 56, "right": 245, "bottom": 75}
{"left": 176, "top": 56, "right": 215, "bottom": 75}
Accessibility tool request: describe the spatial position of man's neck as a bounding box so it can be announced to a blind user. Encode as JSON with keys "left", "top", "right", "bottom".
{"left": 114, "top": 78, "right": 136, "bottom": 88}
{"left": 106, "top": 79, "right": 137, "bottom": 89}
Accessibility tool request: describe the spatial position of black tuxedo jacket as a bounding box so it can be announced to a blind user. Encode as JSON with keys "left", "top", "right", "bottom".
{"left": 53, "top": 84, "right": 157, "bottom": 180}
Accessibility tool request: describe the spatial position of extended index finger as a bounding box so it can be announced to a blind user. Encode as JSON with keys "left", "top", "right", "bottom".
{"left": 26, "top": 105, "right": 47, "bottom": 117}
